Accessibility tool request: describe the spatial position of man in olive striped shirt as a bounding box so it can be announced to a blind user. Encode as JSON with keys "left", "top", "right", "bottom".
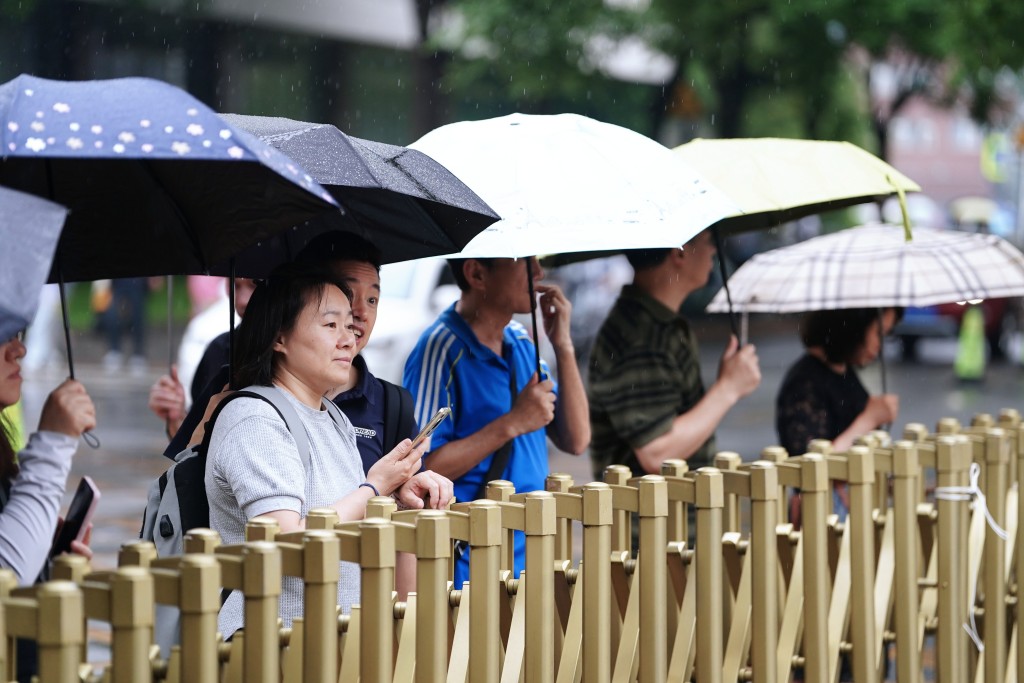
{"left": 588, "top": 230, "right": 761, "bottom": 481}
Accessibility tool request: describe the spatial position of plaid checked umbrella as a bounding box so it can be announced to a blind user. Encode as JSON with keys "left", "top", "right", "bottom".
{"left": 705, "top": 222, "right": 1024, "bottom": 314}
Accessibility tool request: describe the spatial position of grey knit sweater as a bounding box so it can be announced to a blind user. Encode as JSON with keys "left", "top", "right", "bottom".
{"left": 206, "top": 386, "right": 364, "bottom": 637}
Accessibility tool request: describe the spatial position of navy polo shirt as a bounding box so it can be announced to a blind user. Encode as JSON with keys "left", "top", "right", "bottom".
{"left": 403, "top": 303, "right": 556, "bottom": 587}
{"left": 333, "top": 355, "right": 418, "bottom": 474}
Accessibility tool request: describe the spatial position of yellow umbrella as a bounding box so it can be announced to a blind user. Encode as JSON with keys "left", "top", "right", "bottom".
{"left": 673, "top": 137, "right": 921, "bottom": 236}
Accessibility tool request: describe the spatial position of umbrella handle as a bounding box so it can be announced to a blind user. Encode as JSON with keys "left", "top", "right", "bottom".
{"left": 57, "top": 268, "right": 100, "bottom": 449}
{"left": 526, "top": 258, "right": 543, "bottom": 379}
{"left": 712, "top": 227, "right": 741, "bottom": 343}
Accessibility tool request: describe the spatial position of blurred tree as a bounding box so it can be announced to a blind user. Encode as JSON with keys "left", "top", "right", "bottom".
{"left": 435, "top": 0, "right": 1024, "bottom": 154}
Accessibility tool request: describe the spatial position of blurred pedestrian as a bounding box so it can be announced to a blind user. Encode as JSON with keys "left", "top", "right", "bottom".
{"left": 100, "top": 277, "right": 150, "bottom": 376}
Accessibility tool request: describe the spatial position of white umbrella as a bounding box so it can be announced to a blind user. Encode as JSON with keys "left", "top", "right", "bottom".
{"left": 410, "top": 112, "right": 738, "bottom": 373}
{"left": 409, "top": 113, "right": 738, "bottom": 259}
{"left": 706, "top": 223, "right": 1024, "bottom": 314}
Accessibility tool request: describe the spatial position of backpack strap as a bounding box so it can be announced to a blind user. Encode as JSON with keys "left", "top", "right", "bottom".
{"left": 236, "top": 386, "right": 314, "bottom": 472}
{"left": 380, "top": 379, "right": 403, "bottom": 455}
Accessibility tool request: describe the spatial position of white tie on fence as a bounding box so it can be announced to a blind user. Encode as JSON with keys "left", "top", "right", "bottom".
{"left": 934, "top": 462, "right": 1008, "bottom": 651}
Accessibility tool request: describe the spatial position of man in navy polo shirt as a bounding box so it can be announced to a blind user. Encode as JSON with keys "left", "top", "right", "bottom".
{"left": 403, "top": 256, "right": 591, "bottom": 587}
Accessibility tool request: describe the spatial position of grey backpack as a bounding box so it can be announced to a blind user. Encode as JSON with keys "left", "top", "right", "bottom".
{"left": 140, "top": 385, "right": 344, "bottom": 654}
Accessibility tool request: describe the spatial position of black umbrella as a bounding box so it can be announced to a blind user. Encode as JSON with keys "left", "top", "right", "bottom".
{"left": 0, "top": 187, "right": 65, "bottom": 341}
{"left": 0, "top": 74, "right": 342, "bottom": 283}
{"left": 216, "top": 114, "right": 499, "bottom": 271}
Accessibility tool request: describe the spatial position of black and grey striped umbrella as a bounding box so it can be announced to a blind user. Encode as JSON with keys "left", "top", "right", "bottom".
{"left": 706, "top": 223, "right": 1024, "bottom": 314}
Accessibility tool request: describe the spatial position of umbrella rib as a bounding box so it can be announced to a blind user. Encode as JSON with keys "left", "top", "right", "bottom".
{"left": 138, "top": 159, "right": 209, "bottom": 272}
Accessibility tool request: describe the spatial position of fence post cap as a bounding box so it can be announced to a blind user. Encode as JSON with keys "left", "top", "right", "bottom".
{"left": 179, "top": 553, "right": 221, "bottom": 614}
{"left": 661, "top": 459, "right": 688, "bottom": 477}
{"left": 524, "top": 491, "right": 556, "bottom": 536}
{"left": 747, "top": 461, "right": 778, "bottom": 500}
{"left": 36, "top": 581, "right": 83, "bottom": 646}
{"left": 415, "top": 510, "right": 451, "bottom": 558}
{"left": 242, "top": 541, "right": 282, "bottom": 596}
{"left": 581, "top": 483, "right": 613, "bottom": 525}
{"left": 892, "top": 441, "right": 920, "bottom": 476}
{"left": 468, "top": 499, "right": 503, "bottom": 546}
{"left": 636, "top": 475, "right": 668, "bottom": 517}
{"left": 693, "top": 467, "right": 724, "bottom": 508}
{"left": 847, "top": 445, "right": 875, "bottom": 484}
{"left": 798, "top": 454, "right": 830, "bottom": 492}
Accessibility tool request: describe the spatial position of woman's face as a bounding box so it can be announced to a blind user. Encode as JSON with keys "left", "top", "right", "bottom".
{"left": 274, "top": 286, "right": 356, "bottom": 395}
{"left": 852, "top": 309, "right": 897, "bottom": 367}
{"left": 0, "top": 332, "right": 26, "bottom": 410}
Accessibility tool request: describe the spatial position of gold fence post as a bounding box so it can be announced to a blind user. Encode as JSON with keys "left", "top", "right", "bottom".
{"left": 581, "top": 483, "right": 612, "bottom": 683}
{"left": 302, "top": 530, "right": 341, "bottom": 683}
{"left": 713, "top": 453, "right": 741, "bottom": 533}
{"left": 545, "top": 473, "right": 575, "bottom": 563}
{"left": 415, "top": 511, "right": 451, "bottom": 683}
{"left": 487, "top": 480, "right": 517, "bottom": 573}
{"left": 998, "top": 408, "right": 1020, "bottom": 484}
{"left": 0, "top": 569, "right": 16, "bottom": 678}
{"left": 661, "top": 460, "right": 688, "bottom": 544}
{"left": 107, "top": 566, "right": 154, "bottom": 683}
{"left": 246, "top": 516, "right": 280, "bottom": 542}
{"left": 361, "top": 517, "right": 396, "bottom": 683}
{"left": 367, "top": 495, "right": 398, "bottom": 521}
{"left": 118, "top": 540, "right": 157, "bottom": 567}
{"left": 636, "top": 476, "right": 668, "bottom": 683}
{"left": 800, "top": 454, "right": 830, "bottom": 683}
{"left": 891, "top": 441, "right": 921, "bottom": 683}
{"left": 525, "top": 491, "right": 556, "bottom": 683}
{"left": 1017, "top": 423, "right": 1024, "bottom": 683}
{"left": 51, "top": 553, "right": 90, "bottom": 666}
{"left": 983, "top": 428, "right": 1008, "bottom": 683}
{"left": 177, "top": 554, "right": 221, "bottom": 683}
{"left": 937, "top": 417, "right": 961, "bottom": 435}
{"left": 34, "top": 581, "right": 83, "bottom": 683}
{"left": 846, "top": 446, "right": 877, "bottom": 682}
{"left": 604, "top": 466, "right": 633, "bottom": 553}
{"left": 694, "top": 468, "right": 724, "bottom": 683}
{"left": 469, "top": 499, "right": 503, "bottom": 683}
{"left": 242, "top": 541, "right": 282, "bottom": 683}
{"left": 184, "top": 528, "right": 222, "bottom": 554}
{"left": 306, "top": 507, "right": 341, "bottom": 530}
{"left": 760, "top": 447, "right": 789, "bottom": 527}
{"left": 748, "top": 461, "right": 778, "bottom": 683}
{"left": 936, "top": 435, "right": 971, "bottom": 683}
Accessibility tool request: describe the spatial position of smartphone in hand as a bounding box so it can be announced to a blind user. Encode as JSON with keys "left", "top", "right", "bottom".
{"left": 410, "top": 407, "right": 451, "bottom": 450}
{"left": 50, "top": 476, "right": 100, "bottom": 557}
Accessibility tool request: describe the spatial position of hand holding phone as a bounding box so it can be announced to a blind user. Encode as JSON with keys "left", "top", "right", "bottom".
{"left": 410, "top": 407, "right": 451, "bottom": 450}
{"left": 51, "top": 476, "right": 100, "bottom": 558}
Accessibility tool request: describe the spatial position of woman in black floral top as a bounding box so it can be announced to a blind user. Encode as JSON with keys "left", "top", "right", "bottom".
{"left": 776, "top": 307, "right": 901, "bottom": 519}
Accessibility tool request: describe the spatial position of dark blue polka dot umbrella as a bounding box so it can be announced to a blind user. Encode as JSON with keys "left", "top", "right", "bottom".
{"left": 0, "top": 74, "right": 341, "bottom": 283}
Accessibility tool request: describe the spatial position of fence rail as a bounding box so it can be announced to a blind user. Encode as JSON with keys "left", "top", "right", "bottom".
{"left": 3, "top": 408, "right": 1023, "bottom": 683}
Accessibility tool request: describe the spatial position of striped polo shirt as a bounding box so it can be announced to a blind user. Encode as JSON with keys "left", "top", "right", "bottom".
{"left": 403, "top": 303, "right": 555, "bottom": 586}
{"left": 587, "top": 285, "right": 714, "bottom": 480}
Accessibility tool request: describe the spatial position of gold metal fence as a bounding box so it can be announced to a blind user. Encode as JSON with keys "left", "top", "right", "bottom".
{"left": 3, "top": 410, "right": 1023, "bottom": 682}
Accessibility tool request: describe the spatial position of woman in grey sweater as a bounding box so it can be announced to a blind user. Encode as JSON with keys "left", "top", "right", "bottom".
{"left": 205, "top": 266, "right": 452, "bottom": 637}
{"left": 0, "top": 329, "right": 96, "bottom": 584}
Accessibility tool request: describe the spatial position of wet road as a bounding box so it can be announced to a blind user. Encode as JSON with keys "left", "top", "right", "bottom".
{"left": 17, "top": 315, "right": 1024, "bottom": 570}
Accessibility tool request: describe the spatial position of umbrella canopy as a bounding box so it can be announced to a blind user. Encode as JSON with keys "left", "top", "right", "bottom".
{"left": 0, "top": 187, "right": 66, "bottom": 340}
{"left": 218, "top": 114, "right": 499, "bottom": 267}
{"left": 705, "top": 223, "right": 1024, "bottom": 314}
{"left": 674, "top": 137, "right": 921, "bottom": 234}
{"left": 409, "top": 113, "right": 738, "bottom": 259}
{"left": 0, "top": 74, "right": 340, "bottom": 282}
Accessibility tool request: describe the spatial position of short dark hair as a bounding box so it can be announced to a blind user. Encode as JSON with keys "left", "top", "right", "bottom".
{"left": 295, "top": 231, "right": 383, "bottom": 273}
{"left": 800, "top": 307, "right": 904, "bottom": 364}
{"left": 447, "top": 257, "right": 496, "bottom": 291}
{"left": 233, "top": 264, "right": 352, "bottom": 388}
{"left": 625, "top": 248, "right": 672, "bottom": 272}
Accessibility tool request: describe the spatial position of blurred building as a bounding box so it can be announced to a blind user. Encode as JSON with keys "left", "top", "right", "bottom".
{"left": 887, "top": 96, "right": 992, "bottom": 211}
{"left": 0, "top": 0, "right": 670, "bottom": 144}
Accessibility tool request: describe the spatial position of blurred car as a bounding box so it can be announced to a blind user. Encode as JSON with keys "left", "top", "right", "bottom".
{"left": 362, "top": 257, "right": 461, "bottom": 385}
{"left": 895, "top": 297, "right": 1023, "bottom": 361}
